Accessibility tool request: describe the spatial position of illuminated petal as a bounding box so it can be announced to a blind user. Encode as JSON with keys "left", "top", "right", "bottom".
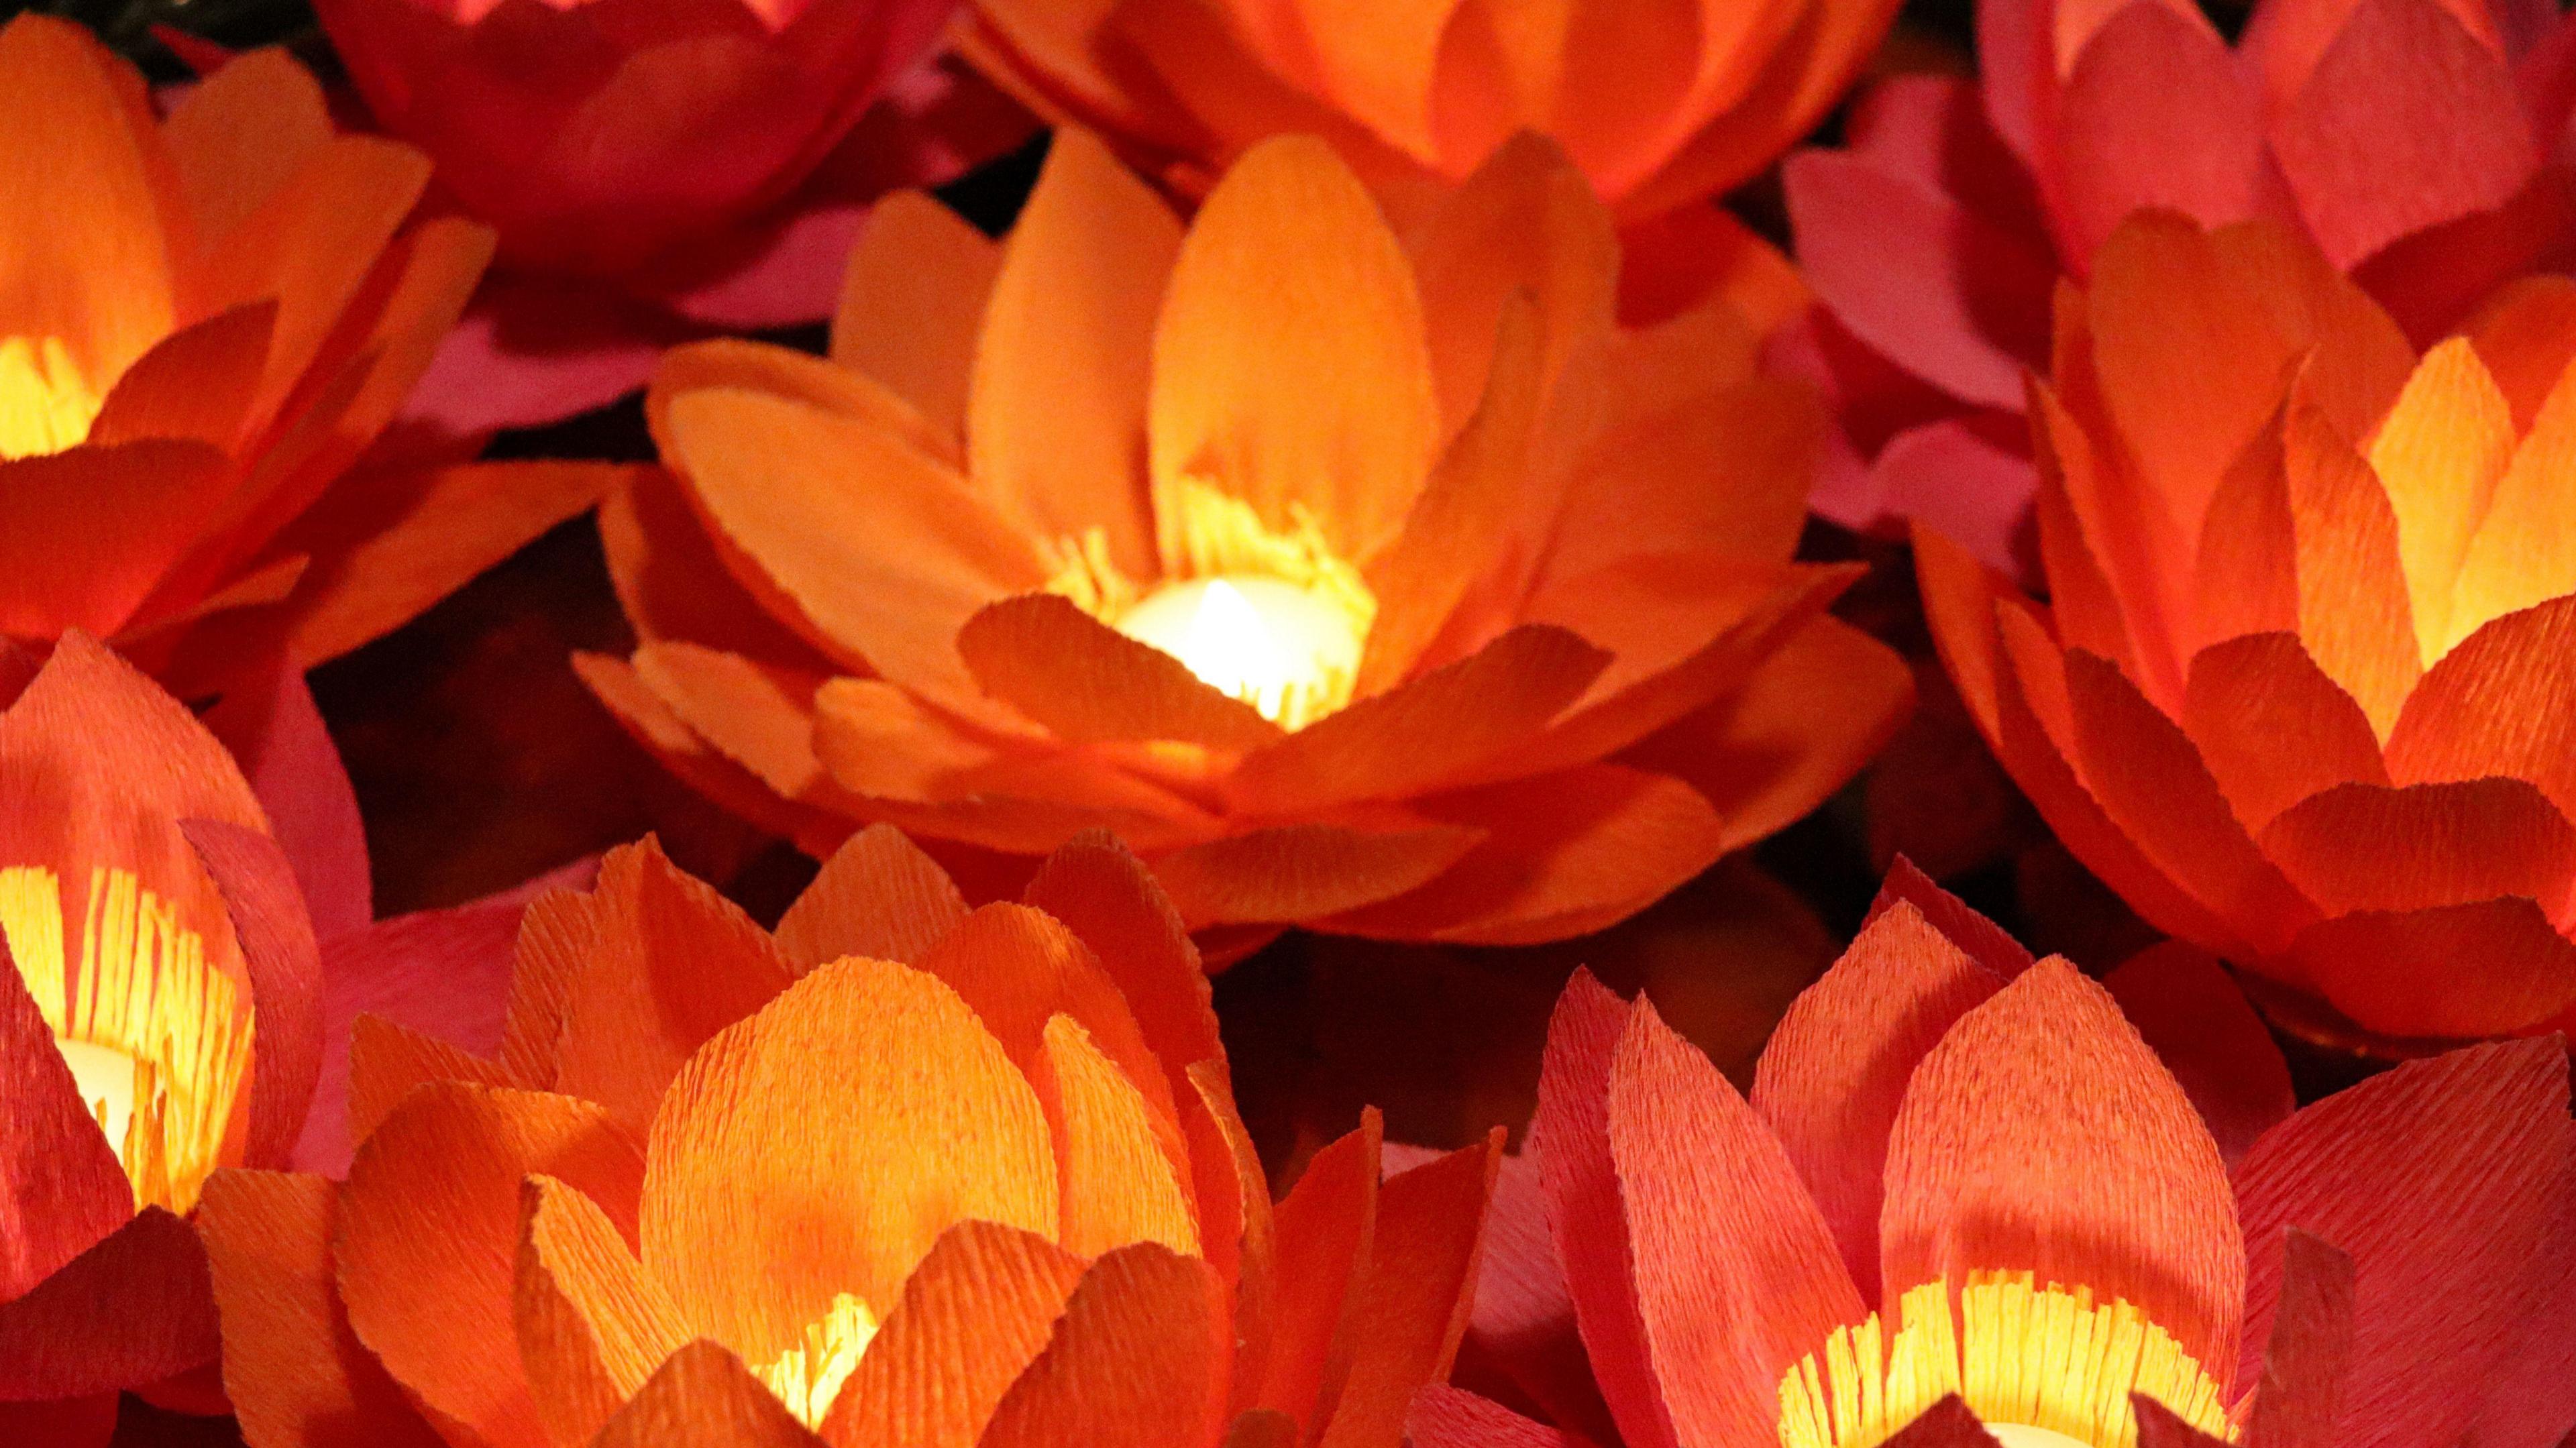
{"left": 1044, "top": 1014, "right": 1201, "bottom": 1258}
{"left": 2363, "top": 339, "right": 2517, "bottom": 659}
{"left": 1313, "top": 1135, "right": 1501, "bottom": 1448}
{"left": 2180, "top": 634, "right": 2387, "bottom": 834}
{"left": 975, "top": 1243, "right": 1229, "bottom": 1448}
{"left": 599, "top": 461, "right": 835, "bottom": 667}
{"left": 2100, "top": 944, "right": 2294, "bottom": 1169}
{"left": 775, "top": 825, "right": 969, "bottom": 973}
{"left": 822, "top": 1220, "right": 1088, "bottom": 1448}
{"left": 830, "top": 192, "right": 1002, "bottom": 445}
{"left": 2446, "top": 362, "right": 2576, "bottom": 648}
{"left": 0, "top": 951, "right": 131, "bottom": 1302}
{"left": 160, "top": 47, "right": 331, "bottom": 242}
{"left": 2281, "top": 389, "right": 2421, "bottom": 736}
{"left": 183, "top": 819, "right": 323, "bottom": 1169}
{"left": 956, "top": 592, "right": 1283, "bottom": 753}
{"left": 591, "top": 1339, "right": 826, "bottom": 1448}
{"left": 515, "top": 1174, "right": 692, "bottom": 1448}
{"left": 1147, "top": 822, "right": 1481, "bottom": 930}
{"left": 2259, "top": 778, "right": 2576, "bottom": 918}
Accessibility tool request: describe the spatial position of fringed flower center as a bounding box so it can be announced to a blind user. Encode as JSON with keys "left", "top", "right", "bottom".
{"left": 1776, "top": 1274, "right": 2231, "bottom": 1448}
{"left": 0, "top": 335, "right": 103, "bottom": 460}
{"left": 0, "top": 866, "right": 254, "bottom": 1214}
{"left": 1046, "top": 477, "right": 1375, "bottom": 731}
{"left": 755, "top": 1291, "right": 880, "bottom": 1429}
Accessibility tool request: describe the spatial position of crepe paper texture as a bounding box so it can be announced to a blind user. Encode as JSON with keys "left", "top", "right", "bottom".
{"left": 579, "top": 127, "right": 1911, "bottom": 948}
{"left": 1417, "top": 861, "right": 2576, "bottom": 1448}
{"left": 0, "top": 15, "right": 629, "bottom": 697}
{"left": 1921, "top": 209, "right": 2576, "bottom": 1047}
{"left": 1785, "top": 0, "right": 2576, "bottom": 581}
{"left": 0, "top": 636, "right": 575, "bottom": 1444}
{"left": 315, "top": 0, "right": 1044, "bottom": 435}
{"left": 199, "top": 823, "right": 1499, "bottom": 1448}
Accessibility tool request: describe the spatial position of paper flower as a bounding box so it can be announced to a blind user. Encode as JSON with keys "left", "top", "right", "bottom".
{"left": 1922, "top": 211, "right": 2576, "bottom": 1046}
{"left": 0, "top": 16, "right": 619, "bottom": 698}
{"left": 200, "top": 826, "right": 1498, "bottom": 1448}
{"left": 580, "top": 129, "right": 1909, "bottom": 948}
{"left": 1416, "top": 863, "right": 2576, "bottom": 1448}
{"left": 1782, "top": 0, "right": 2576, "bottom": 578}
{"left": 314, "top": 0, "right": 1040, "bottom": 433}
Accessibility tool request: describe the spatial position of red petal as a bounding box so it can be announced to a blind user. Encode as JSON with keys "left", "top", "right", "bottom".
{"left": 1449, "top": 1150, "right": 1616, "bottom": 1443}
{"left": 1863, "top": 856, "right": 2033, "bottom": 979}
{"left": 203, "top": 657, "right": 370, "bottom": 939}
{"left": 2283, "top": 899, "right": 2576, "bottom": 1038}
{"left": 1407, "top": 1384, "right": 1597, "bottom": 1448}
{"left": 0, "top": 1209, "right": 217, "bottom": 1400}
{"left": 2056, "top": 5, "right": 2271, "bottom": 259}
{"left": 2180, "top": 634, "right": 2387, "bottom": 834}
{"left": 2384, "top": 594, "right": 2576, "bottom": 821}
{"left": 1250, "top": 1114, "right": 1379, "bottom": 1433}
{"left": 0, "top": 952, "right": 129, "bottom": 1302}
{"left": 2258, "top": 778, "right": 2576, "bottom": 918}
{"left": 2103, "top": 943, "right": 2294, "bottom": 1168}
{"left": 1022, "top": 833, "right": 1221, "bottom": 1089}
{"left": 1315, "top": 1135, "right": 1501, "bottom": 1448}
{"left": 2242, "top": 1227, "right": 2355, "bottom": 1448}
{"left": 183, "top": 820, "right": 323, "bottom": 1170}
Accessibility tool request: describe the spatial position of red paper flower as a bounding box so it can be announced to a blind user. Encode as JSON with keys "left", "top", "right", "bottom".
{"left": 314, "top": 0, "right": 1041, "bottom": 433}
{"left": 1417, "top": 863, "right": 2576, "bottom": 1448}
{"left": 1781, "top": 0, "right": 2576, "bottom": 579}
{"left": 200, "top": 827, "right": 1497, "bottom": 1448}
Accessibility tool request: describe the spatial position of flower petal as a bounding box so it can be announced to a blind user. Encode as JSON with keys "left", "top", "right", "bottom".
{"left": 515, "top": 1175, "right": 691, "bottom": 1448}
{"left": 831, "top": 191, "right": 1001, "bottom": 445}
{"left": 822, "top": 1219, "right": 1088, "bottom": 1448}
{"left": 2101, "top": 944, "right": 2294, "bottom": 1169}
{"left": 1148, "top": 822, "right": 1483, "bottom": 930}
{"left": 1314, "top": 1135, "right": 1501, "bottom": 1448}
{"left": 2181, "top": 634, "right": 2387, "bottom": 834}
{"left": 1248, "top": 1113, "right": 1379, "bottom": 1433}
{"left": 775, "top": 824, "right": 969, "bottom": 973}
{"left": 975, "top": 1243, "right": 1228, "bottom": 1448}
{"left": 0, "top": 1208, "right": 217, "bottom": 1400}
{"left": 591, "top": 1339, "right": 826, "bottom": 1448}
{"left": 0, "top": 952, "right": 129, "bottom": 1302}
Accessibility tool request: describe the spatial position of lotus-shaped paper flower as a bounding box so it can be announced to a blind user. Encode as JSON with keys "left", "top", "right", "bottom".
{"left": 580, "top": 129, "right": 1909, "bottom": 948}
{"left": 316, "top": 0, "right": 1040, "bottom": 433}
{"left": 1416, "top": 864, "right": 2576, "bottom": 1448}
{"left": 0, "top": 17, "right": 616, "bottom": 695}
{"left": 1920, "top": 212, "right": 2576, "bottom": 1045}
{"left": 1784, "top": 0, "right": 2576, "bottom": 577}
{"left": 201, "top": 826, "right": 1498, "bottom": 1448}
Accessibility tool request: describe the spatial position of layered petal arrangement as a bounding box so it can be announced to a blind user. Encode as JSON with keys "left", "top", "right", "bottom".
{"left": 1784, "top": 0, "right": 2576, "bottom": 575}
{"left": 0, "top": 16, "right": 615, "bottom": 694}
{"left": 1418, "top": 864, "right": 2576, "bottom": 1448}
{"left": 958, "top": 0, "right": 1902, "bottom": 236}
{"left": 1922, "top": 211, "right": 2576, "bottom": 1045}
{"left": 318, "top": 0, "right": 1040, "bottom": 432}
{"left": 201, "top": 826, "right": 1498, "bottom": 1448}
{"left": 581, "top": 129, "right": 1909, "bottom": 946}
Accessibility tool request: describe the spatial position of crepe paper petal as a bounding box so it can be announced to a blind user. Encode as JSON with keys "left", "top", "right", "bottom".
{"left": 1449, "top": 1150, "right": 1619, "bottom": 1444}
{"left": 641, "top": 957, "right": 1055, "bottom": 1363}
{"left": 1408, "top": 1384, "right": 1598, "bottom": 1448}
{"left": 0, "top": 1208, "right": 217, "bottom": 1400}
{"left": 2363, "top": 339, "right": 2518, "bottom": 656}
{"left": 345, "top": 1015, "right": 518, "bottom": 1169}
{"left": 1861, "top": 421, "right": 2041, "bottom": 582}
{"left": 2032, "top": 388, "right": 2161, "bottom": 695}
{"left": 2260, "top": 778, "right": 2576, "bottom": 917}
{"left": 0, "top": 1396, "right": 115, "bottom": 1448}
{"left": 0, "top": 955, "right": 131, "bottom": 1302}
{"left": 598, "top": 465, "right": 833, "bottom": 674}
{"left": 1150, "top": 135, "right": 1439, "bottom": 563}
{"left": 2180, "top": 634, "right": 2387, "bottom": 835}
{"left": 2235, "top": 1038, "right": 2574, "bottom": 1446}
{"left": 1784, "top": 149, "right": 2055, "bottom": 411}
{"left": 514, "top": 1175, "right": 692, "bottom": 1448}
{"left": 916, "top": 903, "right": 1179, "bottom": 1133}
{"left": 1882, "top": 1396, "right": 2004, "bottom": 1447}
{"left": 1534, "top": 974, "right": 1680, "bottom": 1448}
{"left": 2465, "top": 276, "right": 2576, "bottom": 431}
{"left": 2265, "top": 394, "right": 2420, "bottom": 738}
{"left": 0, "top": 443, "right": 233, "bottom": 641}
{"left": 830, "top": 192, "right": 1004, "bottom": 446}
{"left": 184, "top": 820, "right": 324, "bottom": 1169}
{"left": 87, "top": 302, "right": 276, "bottom": 453}
{"left": 2284, "top": 899, "right": 2576, "bottom": 1037}
{"left": 2135, "top": 1397, "right": 2234, "bottom": 1448}
{"left": 1751, "top": 902, "right": 2002, "bottom": 1303}
{"left": 775, "top": 826, "right": 969, "bottom": 974}
{"left": 822, "top": 1219, "right": 1088, "bottom": 1448}
{"left": 957, "top": 593, "right": 1284, "bottom": 755}
{"left": 590, "top": 1339, "right": 826, "bottom": 1448}
{"left": 1247, "top": 1115, "right": 1380, "bottom": 1432}
{"left": 338, "top": 1083, "right": 647, "bottom": 1448}
{"left": 2207, "top": 219, "right": 2420, "bottom": 445}
{"left": 969, "top": 128, "right": 1173, "bottom": 583}
{"left": 2055, "top": 3, "right": 2271, "bottom": 260}
{"left": 1864, "top": 858, "right": 2034, "bottom": 980}
{"left": 2272, "top": 0, "right": 2538, "bottom": 270}
{"left": 1147, "top": 823, "right": 1483, "bottom": 930}
{"left": 1023, "top": 835, "right": 1220, "bottom": 1087}
{"left": 202, "top": 657, "right": 370, "bottom": 940}
{"left": 2102, "top": 944, "right": 2295, "bottom": 1169}
{"left": 1882, "top": 960, "right": 2245, "bottom": 1382}
{"left": 2449, "top": 364, "right": 2576, "bottom": 646}
{"left": 1044, "top": 1013, "right": 1201, "bottom": 1260}
{"left": 631, "top": 643, "right": 839, "bottom": 807}
{"left": 399, "top": 276, "right": 679, "bottom": 439}
{"left": 2462, "top": 1182, "right": 2576, "bottom": 1448}
{"left": 2385, "top": 594, "right": 2576, "bottom": 813}
{"left": 977, "top": 1242, "right": 1230, "bottom": 1448}
{"left": 2240, "top": 1228, "right": 2356, "bottom": 1448}
{"left": 1316, "top": 1134, "right": 1502, "bottom": 1448}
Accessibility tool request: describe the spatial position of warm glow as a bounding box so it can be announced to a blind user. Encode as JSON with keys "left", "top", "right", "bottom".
{"left": 0, "top": 865, "right": 253, "bottom": 1212}
{"left": 0, "top": 335, "right": 103, "bottom": 460}
{"left": 755, "top": 1291, "right": 880, "bottom": 1429}
{"left": 1116, "top": 575, "right": 1364, "bottom": 730}
{"left": 1776, "top": 1274, "right": 2231, "bottom": 1448}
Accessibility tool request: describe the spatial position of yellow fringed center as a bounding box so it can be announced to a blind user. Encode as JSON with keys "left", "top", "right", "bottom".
{"left": 1777, "top": 1274, "right": 2233, "bottom": 1448}
{"left": 0, "top": 866, "right": 254, "bottom": 1214}
{"left": 755, "top": 1291, "right": 881, "bottom": 1428}
{"left": 0, "top": 335, "right": 103, "bottom": 460}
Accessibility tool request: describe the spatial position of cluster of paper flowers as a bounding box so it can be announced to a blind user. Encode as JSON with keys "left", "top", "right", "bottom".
{"left": 1, "top": 0, "right": 2571, "bottom": 1445}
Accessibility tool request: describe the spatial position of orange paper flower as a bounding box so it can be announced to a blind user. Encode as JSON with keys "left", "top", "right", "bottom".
{"left": 0, "top": 16, "right": 619, "bottom": 695}
{"left": 1419, "top": 863, "right": 2576, "bottom": 1448}
{"left": 0, "top": 636, "right": 327, "bottom": 1439}
{"left": 200, "top": 826, "right": 1496, "bottom": 1448}
{"left": 1921, "top": 211, "right": 2576, "bottom": 1045}
{"left": 581, "top": 130, "right": 1909, "bottom": 947}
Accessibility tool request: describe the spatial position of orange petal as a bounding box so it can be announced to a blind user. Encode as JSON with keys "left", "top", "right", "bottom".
{"left": 2445, "top": 359, "right": 2576, "bottom": 649}
{"left": 2384, "top": 594, "right": 2576, "bottom": 818}
{"left": 0, "top": 442, "right": 230, "bottom": 639}
{"left": 2206, "top": 219, "right": 2414, "bottom": 447}
{"left": 831, "top": 191, "right": 1002, "bottom": 445}
{"left": 574, "top": 651, "right": 852, "bottom": 858}
{"left": 86, "top": 300, "right": 274, "bottom": 450}
{"left": 661, "top": 385, "right": 1045, "bottom": 723}
{"left": 2186, "top": 417, "right": 2301, "bottom": 655}
{"left": 599, "top": 461, "right": 833, "bottom": 667}
{"left": 2363, "top": 339, "right": 2516, "bottom": 658}
{"left": 1315, "top": 1134, "right": 1501, "bottom": 1448}
{"left": 592, "top": 1339, "right": 826, "bottom": 1448}
{"left": 1021, "top": 834, "right": 1222, "bottom": 1089}
{"left": 2029, "top": 378, "right": 2159, "bottom": 695}
{"left": 916, "top": 903, "right": 1177, "bottom": 1126}
{"left": 822, "top": 1220, "right": 1089, "bottom": 1448}
{"left": 956, "top": 592, "right": 1283, "bottom": 753}
{"left": 640, "top": 957, "right": 1055, "bottom": 1366}
{"left": 1880, "top": 960, "right": 2243, "bottom": 1382}
{"left": 974, "top": 1243, "right": 1229, "bottom": 1448}
{"left": 1749, "top": 902, "right": 2002, "bottom": 1304}
{"left": 347, "top": 1012, "right": 515, "bottom": 1156}
{"left": 1045, "top": 1014, "right": 1202, "bottom": 1258}
{"left": 1228, "top": 624, "right": 1607, "bottom": 814}
{"left": 337, "top": 1083, "right": 646, "bottom": 1448}
{"left": 1148, "top": 135, "right": 1437, "bottom": 563}
{"left": 2282, "top": 387, "right": 2421, "bottom": 736}
{"left": 1146, "top": 821, "right": 1482, "bottom": 930}
{"left": 969, "top": 127, "right": 1174, "bottom": 581}
{"left": 1609, "top": 998, "right": 1864, "bottom": 1447}
{"left": 515, "top": 1174, "right": 691, "bottom": 1448}
{"left": 197, "top": 1169, "right": 443, "bottom": 1448}
{"left": 1250, "top": 1114, "right": 1380, "bottom": 1432}
{"left": 631, "top": 641, "right": 839, "bottom": 807}
{"left": 159, "top": 46, "right": 331, "bottom": 243}
{"left": 1913, "top": 524, "right": 2013, "bottom": 742}
{"left": 652, "top": 336, "right": 963, "bottom": 472}
{"left": 776, "top": 824, "right": 969, "bottom": 973}
{"left": 2180, "top": 633, "right": 2387, "bottom": 834}
{"left": 2464, "top": 274, "right": 2576, "bottom": 432}
{"left": 2259, "top": 778, "right": 2576, "bottom": 920}
{"left": 2283, "top": 899, "right": 2576, "bottom": 1038}
{"left": 1185, "top": 1060, "right": 1273, "bottom": 1406}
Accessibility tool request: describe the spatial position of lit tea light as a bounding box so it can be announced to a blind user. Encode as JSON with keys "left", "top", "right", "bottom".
{"left": 51, "top": 1037, "right": 138, "bottom": 1163}
{"left": 0, "top": 334, "right": 104, "bottom": 461}
{"left": 1116, "top": 575, "right": 1364, "bottom": 730}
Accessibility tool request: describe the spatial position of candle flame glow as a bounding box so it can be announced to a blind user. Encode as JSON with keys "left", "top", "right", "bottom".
{"left": 1116, "top": 575, "right": 1364, "bottom": 730}
{"left": 52, "top": 1037, "right": 141, "bottom": 1164}
{"left": 0, "top": 335, "right": 103, "bottom": 461}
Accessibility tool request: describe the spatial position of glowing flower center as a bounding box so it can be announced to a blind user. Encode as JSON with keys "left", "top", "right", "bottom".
{"left": 0, "top": 335, "right": 103, "bottom": 461}
{"left": 755, "top": 1291, "right": 880, "bottom": 1429}
{"left": 1776, "top": 1273, "right": 2232, "bottom": 1448}
{"left": 0, "top": 866, "right": 254, "bottom": 1213}
{"left": 1115, "top": 575, "right": 1364, "bottom": 728}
